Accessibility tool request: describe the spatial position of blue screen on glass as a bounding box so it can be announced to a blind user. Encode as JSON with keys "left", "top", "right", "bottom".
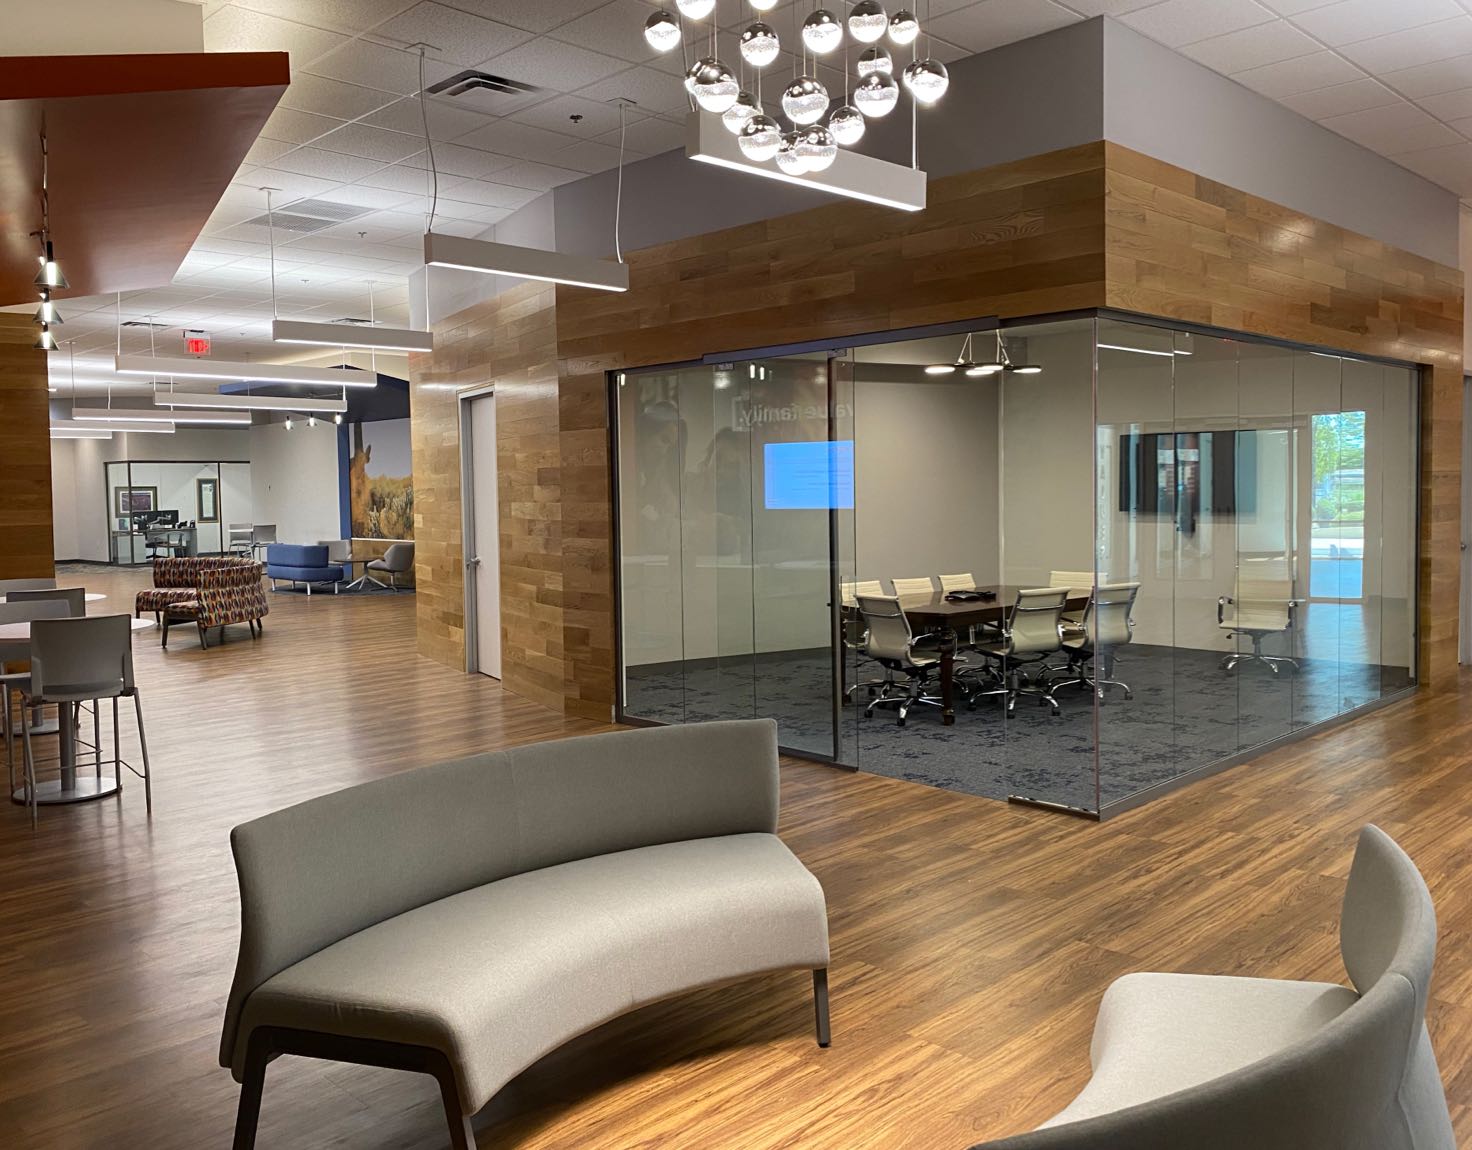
{"left": 763, "top": 440, "right": 855, "bottom": 510}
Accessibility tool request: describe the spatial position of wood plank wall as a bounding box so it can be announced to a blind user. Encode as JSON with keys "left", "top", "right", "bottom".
{"left": 0, "top": 313, "right": 54, "bottom": 581}
{"left": 1102, "top": 142, "right": 1464, "bottom": 686}
{"left": 410, "top": 139, "right": 1463, "bottom": 711}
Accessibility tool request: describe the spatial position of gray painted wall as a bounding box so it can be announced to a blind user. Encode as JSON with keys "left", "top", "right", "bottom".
{"left": 1103, "top": 19, "right": 1458, "bottom": 266}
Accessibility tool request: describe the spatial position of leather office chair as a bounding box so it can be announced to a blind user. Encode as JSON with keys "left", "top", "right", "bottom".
{"left": 250, "top": 525, "right": 277, "bottom": 561}
{"left": 1049, "top": 570, "right": 1094, "bottom": 625}
{"left": 939, "top": 573, "right": 978, "bottom": 593}
{"left": 364, "top": 542, "right": 415, "bottom": 592}
{"left": 1054, "top": 582, "right": 1140, "bottom": 699}
{"left": 841, "top": 580, "right": 888, "bottom": 702}
{"left": 858, "top": 594, "right": 961, "bottom": 726}
{"left": 890, "top": 576, "right": 937, "bottom": 598}
{"left": 972, "top": 587, "right": 1070, "bottom": 715}
{"left": 1220, "top": 568, "right": 1299, "bottom": 673}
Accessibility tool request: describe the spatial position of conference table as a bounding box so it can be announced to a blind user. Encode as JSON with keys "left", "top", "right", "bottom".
{"left": 0, "top": 615, "right": 151, "bottom": 805}
{"left": 893, "top": 586, "right": 1090, "bottom": 725}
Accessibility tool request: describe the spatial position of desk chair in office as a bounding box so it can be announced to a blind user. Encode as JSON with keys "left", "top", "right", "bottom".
{"left": 891, "top": 576, "right": 938, "bottom": 599}
{"left": 250, "top": 524, "right": 277, "bottom": 560}
{"left": 228, "top": 524, "right": 254, "bottom": 556}
{"left": 363, "top": 542, "right": 414, "bottom": 592}
{"left": 1219, "top": 571, "right": 1299, "bottom": 674}
{"left": 841, "top": 580, "right": 889, "bottom": 701}
{"left": 145, "top": 529, "right": 184, "bottom": 560}
{"left": 1049, "top": 569, "right": 1095, "bottom": 625}
{"left": 1054, "top": 582, "right": 1140, "bottom": 699}
{"left": 939, "top": 573, "right": 978, "bottom": 593}
{"left": 17, "top": 615, "right": 152, "bottom": 827}
{"left": 857, "top": 594, "right": 963, "bottom": 726}
{"left": 971, "top": 587, "right": 1070, "bottom": 715}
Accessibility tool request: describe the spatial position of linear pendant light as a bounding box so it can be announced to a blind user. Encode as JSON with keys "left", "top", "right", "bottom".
{"left": 271, "top": 318, "right": 433, "bottom": 354}
{"left": 155, "top": 392, "right": 346, "bottom": 414}
{"left": 686, "top": 111, "right": 927, "bottom": 212}
{"left": 70, "top": 406, "right": 251, "bottom": 426}
{"left": 115, "top": 354, "right": 377, "bottom": 388}
{"left": 423, "top": 232, "right": 630, "bottom": 293}
{"left": 53, "top": 418, "right": 174, "bottom": 434}
{"left": 50, "top": 425, "right": 113, "bottom": 439}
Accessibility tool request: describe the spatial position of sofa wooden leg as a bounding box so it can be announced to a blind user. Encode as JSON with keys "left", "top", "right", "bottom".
{"left": 198, "top": 622, "right": 209, "bottom": 650}
{"left": 429, "top": 1053, "right": 475, "bottom": 1150}
{"left": 813, "top": 968, "right": 831, "bottom": 1048}
{"left": 233, "top": 1031, "right": 273, "bottom": 1150}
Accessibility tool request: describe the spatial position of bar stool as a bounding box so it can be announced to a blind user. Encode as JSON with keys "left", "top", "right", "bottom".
{"left": 16, "top": 615, "right": 153, "bottom": 827}
{"left": 0, "top": 600, "right": 70, "bottom": 797}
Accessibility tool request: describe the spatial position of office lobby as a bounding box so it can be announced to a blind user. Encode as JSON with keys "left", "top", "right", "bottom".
{"left": 3, "top": 2, "right": 1472, "bottom": 1148}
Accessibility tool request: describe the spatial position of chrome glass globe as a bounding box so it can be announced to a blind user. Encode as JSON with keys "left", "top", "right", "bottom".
{"left": 775, "top": 130, "right": 809, "bottom": 175}
{"left": 691, "top": 57, "right": 740, "bottom": 112}
{"left": 643, "top": 10, "right": 681, "bottom": 52}
{"left": 683, "top": 59, "right": 702, "bottom": 93}
{"left": 902, "top": 58, "right": 949, "bottom": 105}
{"left": 856, "top": 45, "right": 893, "bottom": 75}
{"left": 801, "top": 9, "right": 843, "bottom": 54}
{"left": 828, "top": 104, "right": 865, "bottom": 147}
{"left": 739, "top": 22, "right": 780, "bottom": 67}
{"left": 738, "top": 114, "right": 782, "bottom": 161}
{"left": 888, "top": 8, "right": 920, "bottom": 45}
{"left": 675, "top": 0, "right": 715, "bottom": 19}
{"left": 722, "top": 90, "right": 759, "bottom": 134}
{"left": 852, "top": 71, "right": 899, "bottom": 117}
{"left": 749, "top": 0, "right": 780, "bottom": 9}
{"left": 797, "top": 125, "right": 838, "bottom": 172}
{"left": 781, "top": 75, "right": 830, "bottom": 125}
{"left": 847, "top": 0, "right": 888, "bottom": 43}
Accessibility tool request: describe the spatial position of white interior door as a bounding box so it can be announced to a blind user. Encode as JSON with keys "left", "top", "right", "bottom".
{"left": 469, "top": 394, "right": 502, "bottom": 679}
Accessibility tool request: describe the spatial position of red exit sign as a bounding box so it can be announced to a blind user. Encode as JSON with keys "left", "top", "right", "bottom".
{"left": 186, "top": 334, "right": 210, "bottom": 355}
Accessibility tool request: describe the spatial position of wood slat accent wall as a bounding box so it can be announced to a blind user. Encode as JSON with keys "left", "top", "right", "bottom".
{"left": 0, "top": 313, "right": 54, "bottom": 581}
{"left": 411, "top": 139, "right": 1463, "bottom": 711}
{"left": 1102, "top": 142, "right": 1464, "bottom": 686}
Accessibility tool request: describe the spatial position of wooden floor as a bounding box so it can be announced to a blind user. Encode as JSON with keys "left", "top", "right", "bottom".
{"left": 2, "top": 566, "right": 1471, "bottom": 1149}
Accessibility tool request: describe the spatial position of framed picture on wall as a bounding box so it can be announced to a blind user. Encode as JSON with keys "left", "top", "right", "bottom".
{"left": 196, "top": 477, "right": 219, "bottom": 523}
{"left": 116, "top": 487, "right": 157, "bottom": 517}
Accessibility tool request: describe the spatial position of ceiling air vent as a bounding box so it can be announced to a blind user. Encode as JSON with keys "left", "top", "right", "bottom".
{"left": 427, "top": 69, "right": 541, "bottom": 114}
{"left": 244, "top": 198, "right": 373, "bottom": 233}
{"left": 121, "top": 320, "right": 168, "bottom": 329}
{"left": 331, "top": 317, "right": 375, "bottom": 325}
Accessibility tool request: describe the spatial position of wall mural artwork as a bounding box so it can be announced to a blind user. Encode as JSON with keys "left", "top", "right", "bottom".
{"left": 349, "top": 418, "right": 414, "bottom": 539}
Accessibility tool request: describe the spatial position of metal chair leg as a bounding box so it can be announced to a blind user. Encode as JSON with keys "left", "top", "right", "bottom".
{"left": 113, "top": 697, "right": 121, "bottom": 796}
{"left": 813, "top": 968, "right": 831, "bottom": 1048}
{"left": 19, "top": 696, "right": 36, "bottom": 829}
{"left": 133, "top": 691, "right": 152, "bottom": 814}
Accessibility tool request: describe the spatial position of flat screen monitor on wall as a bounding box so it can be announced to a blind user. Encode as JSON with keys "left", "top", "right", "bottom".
{"left": 764, "top": 440, "right": 855, "bottom": 510}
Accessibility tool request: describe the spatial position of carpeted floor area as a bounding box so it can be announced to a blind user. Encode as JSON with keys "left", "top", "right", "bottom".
{"left": 626, "top": 640, "right": 1412, "bottom": 811}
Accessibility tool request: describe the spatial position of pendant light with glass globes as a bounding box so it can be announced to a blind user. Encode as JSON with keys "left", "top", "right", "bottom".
{"left": 644, "top": 10, "right": 681, "bottom": 52}
{"left": 739, "top": 22, "right": 780, "bottom": 67}
{"left": 801, "top": 9, "right": 843, "bottom": 54}
{"left": 848, "top": 0, "right": 889, "bottom": 42}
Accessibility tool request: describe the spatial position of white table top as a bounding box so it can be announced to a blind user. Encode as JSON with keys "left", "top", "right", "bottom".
{"left": 0, "top": 616, "right": 152, "bottom": 642}
{"left": 84, "top": 592, "right": 106, "bottom": 602}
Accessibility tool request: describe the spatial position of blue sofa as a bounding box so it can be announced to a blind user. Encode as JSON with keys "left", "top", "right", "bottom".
{"left": 264, "top": 544, "right": 344, "bottom": 596}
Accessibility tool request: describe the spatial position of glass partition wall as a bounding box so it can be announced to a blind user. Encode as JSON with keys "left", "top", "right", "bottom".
{"left": 614, "top": 315, "right": 1419, "bottom": 817}
{"left": 105, "top": 459, "right": 252, "bottom": 564}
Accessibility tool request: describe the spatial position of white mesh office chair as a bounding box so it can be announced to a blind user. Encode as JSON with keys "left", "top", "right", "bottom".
{"left": 1054, "top": 582, "right": 1140, "bottom": 699}
{"left": 858, "top": 594, "right": 963, "bottom": 726}
{"left": 972, "top": 587, "right": 1070, "bottom": 715}
{"left": 1220, "top": 569, "right": 1299, "bottom": 673}
{"left": 17, "top": 615, "right": 152, "bottom": 827}
{"left": 891, "top": 576, "right": 938, "bottom": 598}
{"left": 841, "top": 580, "right": 888, "bottom": 701}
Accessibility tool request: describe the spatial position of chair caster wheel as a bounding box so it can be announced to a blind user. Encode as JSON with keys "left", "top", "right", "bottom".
{"left": 1124, "top": 690, "right": 1133, "bottom": 700}
{"left": 896, "top": 716, "right": 907, "bottom": 728}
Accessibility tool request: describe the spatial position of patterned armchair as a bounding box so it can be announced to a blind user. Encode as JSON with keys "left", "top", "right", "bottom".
{"left": 135, "top": 557, "right": 268, "bottom": 649}
{"left": 135, "top": 556, "right": 204, "bottom": 619}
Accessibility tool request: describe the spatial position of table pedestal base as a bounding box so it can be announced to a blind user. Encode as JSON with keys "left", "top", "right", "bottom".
{"left": 12, "top": 776, "right": 119, "bottom": 805}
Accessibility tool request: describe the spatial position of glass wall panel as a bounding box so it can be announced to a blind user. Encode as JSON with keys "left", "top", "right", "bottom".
{"left": 1380, "top": 367, "right": 1418, "bottom": 695}
{"left": 1293, "top": 351, "right": 1344, "bottom": 729}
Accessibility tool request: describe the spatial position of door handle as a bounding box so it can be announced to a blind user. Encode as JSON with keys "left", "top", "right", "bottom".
{"left": 466, "top": 556, "right": 481, "bottom": 567}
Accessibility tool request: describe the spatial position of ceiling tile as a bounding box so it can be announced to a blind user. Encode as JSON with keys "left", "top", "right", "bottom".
{"left": 1336, "top": 16, "right": 1472, "bottom": 74}
{"left": 923, "top": 0, "right": 1082, "bottom": 55}
{"left": 578, "top": 65, "right": 689, "bottom": 114}
{"left": 314, "top": 122, "right": 425, "bottom": 163}
{"left": 1279, "top": 77, "right": 1401, "bottom": 119}
{"left": 374, "top": 2, "right": 535, "bottom": 67}
{"left": 242, "top": 137, "right": 295, "bottom": 167}
{"left": 1319, "top": 99, "right": 1463, "bottom": 152}
{"left": 1290, "top": 0, "right": 1462, "bottom": 46}
{"left": 204, "top": 5, "right": 348, "bottom": 68}
{"left": 1233, "top": 49, "right": 1365, "bottom": 97}
{"left": 553, "top": 138, "right": 640, "bottom": 173}
{"left": 452, "top": 118, "right": 583, "bottom": 161}
{"left": 306, "top": 38, "right": 458, "bottom": 96}
{"left": 508, "top": 93, "right": 636, "bottom": 136}
{"left": 260, "top": 106, "right": 346, "bottom": 145}
{"left": 476, "top": 36, "right": 630, "bottom": 92}
{"left": 1390, "top": 140, "right": 1472, "bottom": 191}
{"left": 1255, "top": 0, "right": 1340, "bottom": 12}
{"left": 317, "top": 184, "right": 422, "bottom": 210}
{"left": 1121, "top": 0, "right": 1277, "bottom": 48}
{"left": 227, "top": 0, "right": 418, "bottom": 35}
{"left": 268, "top": 147, "right": 391, "bottom": 182}
{"left": 549, "top": 0, "right": 673, "bottom": 66}
{"left": 278, "top": 73, "right": 403, "bottom": 120}
{"left": 593, "top": 114, "right": 685, "bottom": 154}
{"left": 439, "top": 0, "right": 613, "bottom": 35}
{"left": 429, "top": 179, "right": 542, "bottom": 209}
{"left": 1376, "top": 53, "right": 1472, "bottom": 97}
{"left": 1417, "top": 86, "right": 1472, "bottom": 119}
{"left": 494, "top": 159, "right": 587, "bottom": 190}
{"left": 356, "top": 164, "right": 466, "bottom": 193}
{"left": 358, "top": 95, "right": 495, "bottom": 140}
{"left": 397, "top": 142, "right": 519, "bottom": 178}
{"left": 1184, "top": 20, "right": 1320, "bottom": 74}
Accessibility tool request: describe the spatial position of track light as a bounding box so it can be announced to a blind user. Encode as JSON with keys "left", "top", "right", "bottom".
{"left": 334, "top": 412, "right": 343, "bottom": 425}
{"left": 308, "top": 414, "right": 316, "bottom": 427}
{"left": 924, "top": 363, "right": 956, "bottom": 375}
{"left": 34, "top": 325, "right": 59, "bottom": 351}
{"left": 284, "top": 416, "right": 293, "bottom": 431}
{"left": 33, "top": 241, "right": 67, "bottom": 289}
{"left": 34, "top": 295, "right": 62, "bottom": 325}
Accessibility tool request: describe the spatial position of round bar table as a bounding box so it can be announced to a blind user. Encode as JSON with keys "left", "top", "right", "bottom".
{"left": 2, "top": 615, "right": 152, "bottom": 805}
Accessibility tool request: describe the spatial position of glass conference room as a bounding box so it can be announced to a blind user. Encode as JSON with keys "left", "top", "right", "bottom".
{"left": 614, "top": 315, "right": 1419, "bottom": 817}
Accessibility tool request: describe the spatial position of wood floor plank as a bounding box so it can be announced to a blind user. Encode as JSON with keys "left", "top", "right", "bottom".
{"left": 0, "top": 564, "right": 1467, "bottom": 1148}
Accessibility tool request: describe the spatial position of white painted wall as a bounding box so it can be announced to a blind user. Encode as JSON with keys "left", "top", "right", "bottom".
{"left": 248, "top": 417, "right": 342, "bottom": 545}
{"left": 49, "top": 440, "right": 79, "bottom": 561}
{"left": 1, "top": 0, "right": 202, "bottom": 55}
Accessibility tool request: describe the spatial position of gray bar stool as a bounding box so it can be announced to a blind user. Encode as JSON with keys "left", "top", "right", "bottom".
{"left": 1, "top": 600, "right": 70, "bottom": 795}
{"left": 16, "top": 615, "right": 153, "bottom": 827}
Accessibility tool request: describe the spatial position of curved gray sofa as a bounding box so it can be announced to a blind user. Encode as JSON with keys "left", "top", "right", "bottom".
{"left": 971, "top": 825, "right": 1454, "bottom": 1150}
{"left": 220, "top": 719, "right": 830, "bottom": 1149}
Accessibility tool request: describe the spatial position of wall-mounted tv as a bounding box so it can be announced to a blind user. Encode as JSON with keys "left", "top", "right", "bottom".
{"left": 1119, "top": 430, "right": 1257, "bottom": 533}
{"left": 764, "top": 440, "right": 855, "bottom": 510}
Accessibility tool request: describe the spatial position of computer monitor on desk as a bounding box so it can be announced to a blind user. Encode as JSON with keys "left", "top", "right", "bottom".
{"left": 135, "top": 510, "right": 180, "bottom": 530}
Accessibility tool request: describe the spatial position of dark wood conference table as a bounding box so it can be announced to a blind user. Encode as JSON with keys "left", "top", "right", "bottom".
{"left": 894, "top": 585, "right": 1090, "bottom": 725}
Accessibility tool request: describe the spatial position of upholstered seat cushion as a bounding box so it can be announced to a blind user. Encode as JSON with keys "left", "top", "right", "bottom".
{"left": 234, "top": 832, "right": 829, "bottom": 1112}
{"left": 136, "top": 587, "right": 201, "bottom": 612}
{"left": 1040, "top": 973, "right": 1358, "bottom": 1129}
